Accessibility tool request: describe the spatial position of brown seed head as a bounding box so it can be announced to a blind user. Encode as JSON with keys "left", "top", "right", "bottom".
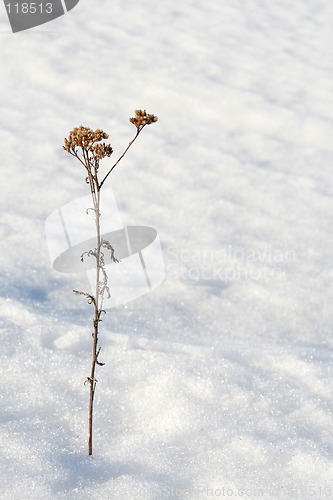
{"left": 63, "top": 125, "right": 111, "bottom": 154}
{"left": 129, "top": 109, "right": 158, "bottom": 129}
{"left": 92, "top": 142, "right": 113, "bottom": 160}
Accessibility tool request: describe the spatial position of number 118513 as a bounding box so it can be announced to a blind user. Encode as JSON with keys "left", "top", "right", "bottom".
{"left": 6, "top": 3, "right": 53, "bottom": 14}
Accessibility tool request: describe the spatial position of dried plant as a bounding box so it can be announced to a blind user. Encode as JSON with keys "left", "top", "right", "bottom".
{"left": 63, "top": 110, "right": 157, "bottom": 455}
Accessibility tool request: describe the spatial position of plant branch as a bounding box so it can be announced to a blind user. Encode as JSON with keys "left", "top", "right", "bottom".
{"left": 99, "top": 128, "right": 141, "bottom": 189}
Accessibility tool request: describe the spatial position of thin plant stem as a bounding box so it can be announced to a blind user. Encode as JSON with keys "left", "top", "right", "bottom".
{"left": 88, "top": 187, "right": 101, "bottom": 455}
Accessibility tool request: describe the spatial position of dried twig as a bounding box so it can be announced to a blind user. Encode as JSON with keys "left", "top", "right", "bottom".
{"left": 62, "top": 110, "right": 157, "bottom": 455}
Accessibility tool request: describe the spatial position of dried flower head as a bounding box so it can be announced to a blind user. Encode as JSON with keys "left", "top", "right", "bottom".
{"left": 129, "top": 109, "right": 158, "bottom": 130}
{"left": 92, "top": 142, "right": 113, "bottom": 160}
{"left": 63, "top": 126, "right": 111, "bottom": 156}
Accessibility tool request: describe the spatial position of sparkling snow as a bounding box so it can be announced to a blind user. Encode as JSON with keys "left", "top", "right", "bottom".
{"left": 0, "top": 0, "right": 333, "bottom": 498}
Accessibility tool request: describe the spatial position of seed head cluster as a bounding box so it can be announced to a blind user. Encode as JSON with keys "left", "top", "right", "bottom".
{"left": 63, "top": 126, "right": 112, "bottom": 159}
{"left": 91, "top": 142, "right": 113, "bottom": 160}
{"left": 130, "top": 109, "right": 158, "bottom": 129}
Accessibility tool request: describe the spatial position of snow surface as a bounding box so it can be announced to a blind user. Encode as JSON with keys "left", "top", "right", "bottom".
{"left": 1, "top": 0, "right": 333, "bottom": 498}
